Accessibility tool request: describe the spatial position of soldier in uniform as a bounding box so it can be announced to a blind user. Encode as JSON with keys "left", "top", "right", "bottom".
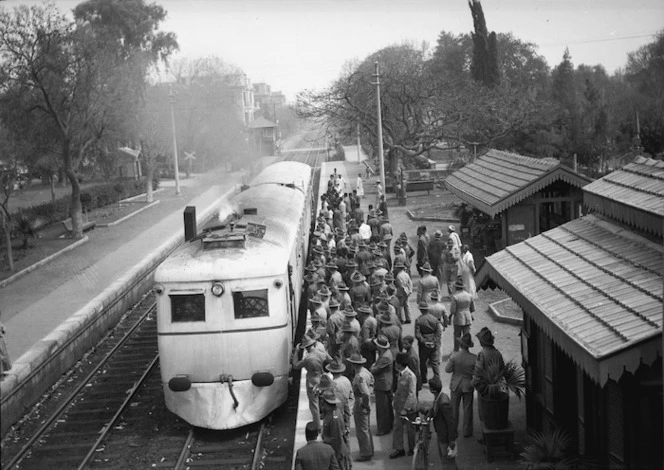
{"left": 414, "top": 301, "right": 443, "bottom": 385}
{"left": 416, "top": 261, "right": 440, "bottom": 304}
{"left": 348, "top": 353, "right": 375, "bottom": 462}
{"left": 370, "top": 335, "right": 394, "bottom": 436}
{"left": 448, "top": 278, "right": 475, "bottom": 352}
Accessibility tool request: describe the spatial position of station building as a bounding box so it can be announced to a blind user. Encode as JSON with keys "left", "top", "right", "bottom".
{"left": 476, "top": 156, "right": 663, "bottom": 468}
{"left": 445, "top": 149, "right": 591, "bottom": 252}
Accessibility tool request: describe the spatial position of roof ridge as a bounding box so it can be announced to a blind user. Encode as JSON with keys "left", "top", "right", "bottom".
{"left": 622, "top": 163, "right": 664, "bottom": 181}
{"left": 487, "top": 149, "right": 558, "bottom": 167}
{"left": 603, "top": 173, "right": 664, "bottom": 196}
{"left": 633, "top": 155, "right": 664, "bottom": 168}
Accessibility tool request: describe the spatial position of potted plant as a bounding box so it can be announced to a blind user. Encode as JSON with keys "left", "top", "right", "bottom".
{"left": 473, "top": 358, "right": 525, "bottom": 430}
{"left": 520, "top": 427, "right": 577, "bottom": 469}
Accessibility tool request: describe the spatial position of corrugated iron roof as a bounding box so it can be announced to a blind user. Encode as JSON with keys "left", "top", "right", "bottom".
{"left": 475, "top": 213, "right": 663, "bottom": 386}
{"left": 583, "top": 156, "right": 664, "bottom": 236}
{"left": 444, "top": 149, "right": 591, "bottom": 217}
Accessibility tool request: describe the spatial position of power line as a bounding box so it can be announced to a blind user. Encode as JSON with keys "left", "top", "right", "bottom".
{"left": 540, "top": 31, "right": 659, "bottom": 48}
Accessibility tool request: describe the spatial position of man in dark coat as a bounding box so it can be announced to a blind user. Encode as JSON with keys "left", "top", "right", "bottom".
{"left": 428, "top": 230, "right": 446, "bottom": 279}
{"left": 294, "top": 421, "right": 340, "bottom": 470}
{"left": 416, "top": 226, "right": 429, "bottom": 276}
{"left": 445, "top": 332, "right": 477, "bottom": 437}
{"left": 370, "top": 335, "right": 394, "bottom": 435}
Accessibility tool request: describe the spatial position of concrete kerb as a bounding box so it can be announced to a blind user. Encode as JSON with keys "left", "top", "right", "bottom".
{"left": 406, "top": 209, "right": 459, "bottom": 224}
{"left": 0, "top": 236, "right": 89, "bottom": 289}
{"left": 0, "top": 190, "right": 162, "bottom": 289}
{"left": 96, "top": 200, "right": 160, "bottom": 227}
{"left": 488, "top": 300, "right": 524, "bottom": 327}
{"left": 0, "top": 186, "right": 235, "bottom": 437}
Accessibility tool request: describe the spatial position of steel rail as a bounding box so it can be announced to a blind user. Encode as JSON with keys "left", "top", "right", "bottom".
{"left": 0, "top": 260, "right": 164, "bottom": 409}
{"left": 76, "top": 354, "right": 160, "bottom": 470}
{"left": 251, "top": 422, "right": 267, "bottom": 470}
{"left": 4, "top": 300, "right": 156, "bottom": 470}
{"left": 173, "top": 428, "right": 196, "bottom": 470}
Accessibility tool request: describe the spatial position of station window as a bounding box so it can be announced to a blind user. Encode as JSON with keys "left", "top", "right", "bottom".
{"left": 232, "top": 289, "right": 269, "bottom": 319}
{"left": 170, "top": 294, "right": 205, "bottom": 322}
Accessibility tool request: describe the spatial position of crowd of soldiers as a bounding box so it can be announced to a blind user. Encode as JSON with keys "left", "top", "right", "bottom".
{"left": 292, "top": 175, "right": 504, "bottom": 470}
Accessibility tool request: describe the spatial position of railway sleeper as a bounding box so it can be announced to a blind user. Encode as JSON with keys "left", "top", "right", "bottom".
{"left": 31, "top": 441, "right": 95, "bottom": 451}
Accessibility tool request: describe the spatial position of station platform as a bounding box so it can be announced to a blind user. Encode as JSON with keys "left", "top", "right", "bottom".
{"left": 0, "top": 168, "right": 242, "bottom": 435}
{"left": 292, "top": 160, "right": 526, "bottom": 469}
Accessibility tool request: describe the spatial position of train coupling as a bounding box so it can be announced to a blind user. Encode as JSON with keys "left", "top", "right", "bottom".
{"left": 220, "top": 374, "right": 240, "bottom": 409}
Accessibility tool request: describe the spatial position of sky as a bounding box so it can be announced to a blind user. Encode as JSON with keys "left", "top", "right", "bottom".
{"left": 4, "top": 0, "right": 664, "bottom": 101}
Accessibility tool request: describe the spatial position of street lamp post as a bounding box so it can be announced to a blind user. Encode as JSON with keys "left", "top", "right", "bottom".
{"left": 169, "top": 84, "right": 181, "bottom": 195}
{"left": 373, "top": 62, "right": 386, "bottom": 194}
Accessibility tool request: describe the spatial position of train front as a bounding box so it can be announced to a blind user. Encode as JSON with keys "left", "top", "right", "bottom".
{"left": 154, "top": 207, "right": 298, "bottom": 429}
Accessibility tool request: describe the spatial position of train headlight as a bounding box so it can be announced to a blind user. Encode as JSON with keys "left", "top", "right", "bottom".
{"left": 274, "top": 279, "right": 283, "bottom": 288}
{"left": 153, "top": 284, "right": 165, "bottom": 295}
{"left": 211, "top": 282, "right": 225, "bottom": 296}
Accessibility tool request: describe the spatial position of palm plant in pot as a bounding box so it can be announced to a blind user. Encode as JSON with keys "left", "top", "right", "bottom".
{"left": 473, "top": 358, "right": 526, "bottom": 429}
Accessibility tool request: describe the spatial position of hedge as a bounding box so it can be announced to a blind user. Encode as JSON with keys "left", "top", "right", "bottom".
{"left": 11, "top": 177, "right": 160, "bottom": 227}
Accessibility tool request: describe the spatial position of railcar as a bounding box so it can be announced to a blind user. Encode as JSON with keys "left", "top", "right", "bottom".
{"left": 154, "top": 161, "right": 313, "bottom": 429}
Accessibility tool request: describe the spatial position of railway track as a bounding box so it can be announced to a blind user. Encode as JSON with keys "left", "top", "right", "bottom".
{"left": 3, "top": 293, "right": 159, "bottom": 470}
{"left": 169, "top": 423, "right": 266, "bottom": 470}
{"left": 2, "top": 126, "right": 325, "bottom": 470}
{"left": 280, "top": 124, "right": 328, "bottom": 167}
{"left": 2, "top": 293, "right": 274, "bottom": 470}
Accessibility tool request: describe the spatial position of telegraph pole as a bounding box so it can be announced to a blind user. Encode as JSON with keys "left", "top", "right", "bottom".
{"left": 357, "top": 120, "right": 361, "bottom": 162}
{"left": 373, "top": 62, "right": 386, "bottom": 193}
{"left": 169, "top": 84, "right": 181, "bottom": 195}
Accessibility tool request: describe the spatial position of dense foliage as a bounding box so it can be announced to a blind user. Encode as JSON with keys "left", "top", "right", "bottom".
{"left": 0, "top": 0, "right": 177, "bottom": 238}
{"left": 10, "top": 178, "right": 157, "bottom": 231}
{"left": 297, "top": 1, "right": 664, "bottom": 172}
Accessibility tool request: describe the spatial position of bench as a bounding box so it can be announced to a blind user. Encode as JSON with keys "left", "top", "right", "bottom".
{"left": 405, "top": 179, "right": 435, "bottom": 195}
{"left": 62, "top": 219, "right": 96, "bottom": 234}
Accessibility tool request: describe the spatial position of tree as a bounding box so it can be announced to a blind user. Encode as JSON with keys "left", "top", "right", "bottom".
{"left": 0, "top": 2, "right": 176, "bottom": 238}
{"left": 0, "top": 128, "right": 19, "bottom": 272}
{"left": 74, "top": 0, "right": 178, "bottom": 195}
{"left": 429, "top": 31, "right": 471, "bottom": 84}
{"left": 624, "top": 30, "right": 664, "bottom": 156}
{"left": 468, "top": 0, "right": 499, "bottom": 87}
{"left": 298, "top": 41, "right": 535, "bottom": 173}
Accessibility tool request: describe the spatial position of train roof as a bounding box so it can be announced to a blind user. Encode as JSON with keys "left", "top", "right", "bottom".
{"left": 250, "top": 161, "right": 312, "bottom": 189}
{"left": 155, "top": 179, "right": 307, "bottom": 283}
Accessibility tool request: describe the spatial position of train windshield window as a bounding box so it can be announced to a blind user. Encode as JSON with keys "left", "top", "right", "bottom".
{"left": 232, "top": 289, "right": 269, "bottom": 319}
{"left": 170, "top": 294, "right": 205, "bottom": 322}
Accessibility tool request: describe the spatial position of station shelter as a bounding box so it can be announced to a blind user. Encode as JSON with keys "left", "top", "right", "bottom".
{"left": 116, "top": 146, "right": 142, "bottom": 180}
{"left": 247, "top": 116, "right": 277, "bottom": 157}
{"left": 475, "top": 156, "right": 663, "bottom": 469}
{"left": 444, "top": 149, "right": 591, "bottom": 252}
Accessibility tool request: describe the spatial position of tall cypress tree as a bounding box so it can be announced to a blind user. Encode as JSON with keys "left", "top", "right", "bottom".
{"left": 468, "top": 0, "right": 500, "bottom": 87}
